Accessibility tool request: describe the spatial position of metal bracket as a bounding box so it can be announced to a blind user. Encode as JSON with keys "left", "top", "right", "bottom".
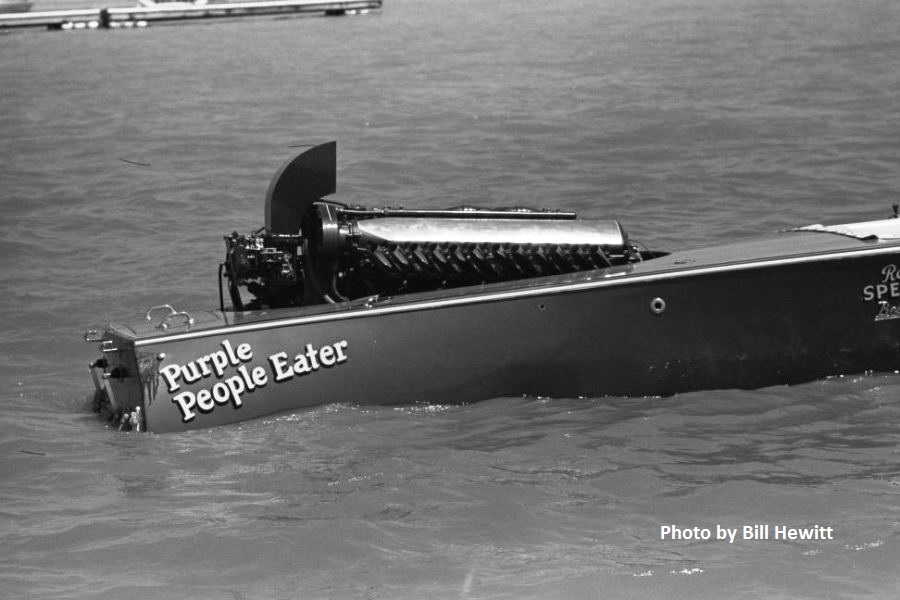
{"left": 84, "top": 329, "right": 103, "bottom": 342}
{"left": 88, "top": 361, "right": 119, "bottom": 412}
{"left": 350, "top": 294, "right": 381, "bottom": 308}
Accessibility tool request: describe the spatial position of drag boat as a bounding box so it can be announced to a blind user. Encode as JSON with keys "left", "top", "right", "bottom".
{"left": 85, "top": 142, "right": 900, "bottom": 432}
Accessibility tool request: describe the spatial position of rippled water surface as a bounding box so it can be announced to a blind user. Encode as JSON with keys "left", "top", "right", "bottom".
{"left": 3, "top": 0, "right": 900, "bottom": 598}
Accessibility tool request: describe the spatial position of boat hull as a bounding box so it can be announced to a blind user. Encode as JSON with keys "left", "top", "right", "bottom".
{"left": 91, "top": 230, "right": 900, "bottom": 432}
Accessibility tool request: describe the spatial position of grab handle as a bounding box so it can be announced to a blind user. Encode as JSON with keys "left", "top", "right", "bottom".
{"left": 145, "top": 305, "right": 177, "bottom": 322}
{"left": 157, "top": 311, "right": 195, "bottom": 331}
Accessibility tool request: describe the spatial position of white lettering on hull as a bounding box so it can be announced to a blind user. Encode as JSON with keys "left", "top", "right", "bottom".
{"left": 159, "top": 339, "right": 349, "bottom": 423}
{"left": 268, "top": 341, "right": 349, "bottom": 382}
{"left": 862, "top": 264, "right": 900, "bottom": 321}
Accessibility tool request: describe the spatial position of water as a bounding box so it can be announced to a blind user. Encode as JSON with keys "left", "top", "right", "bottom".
{"left": 2, "top": 0, "right": 900, "bottom": 597}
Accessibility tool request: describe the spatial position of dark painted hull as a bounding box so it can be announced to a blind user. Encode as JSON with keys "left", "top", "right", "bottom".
{"left": 90, "top": 227, "right": 900, "bottom": 432}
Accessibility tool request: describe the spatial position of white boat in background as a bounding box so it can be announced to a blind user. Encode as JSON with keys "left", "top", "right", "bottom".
{"left": 0, "top": 0, "right": 33, "bottom": 13}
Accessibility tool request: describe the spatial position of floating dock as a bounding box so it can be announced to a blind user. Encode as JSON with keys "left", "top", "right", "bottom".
{"left": 0, "top": 0, "right": 381, "bottom": 30}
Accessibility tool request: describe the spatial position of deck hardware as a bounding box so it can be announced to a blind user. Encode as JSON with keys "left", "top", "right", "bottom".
{"left": 157, "top": 311, "right": 195, "bottom": 331}
{"left": 84, "top": 329, "right": 103, "bottom": 342}
{"left": 650, "top": 297, "right": 666, "bottom": 315}
{"left": 147, "top": 305, "right": 193, "bottom": 330}
{"left": 145, "top": 304, "right": 177, "bottom": 322}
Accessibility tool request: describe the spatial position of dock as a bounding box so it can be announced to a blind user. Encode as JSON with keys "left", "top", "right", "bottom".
{"left": 0, "top": 0, "right": 381, "bottom": 30}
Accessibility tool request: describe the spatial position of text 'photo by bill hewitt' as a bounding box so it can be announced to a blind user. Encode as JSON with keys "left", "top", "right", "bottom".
{"left": 3, "top": 0, "right": 900, "bottom": 597}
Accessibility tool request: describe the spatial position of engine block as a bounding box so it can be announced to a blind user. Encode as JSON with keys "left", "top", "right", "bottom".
{"left": 223, "top": 202, "right": 637, "bottom": 310}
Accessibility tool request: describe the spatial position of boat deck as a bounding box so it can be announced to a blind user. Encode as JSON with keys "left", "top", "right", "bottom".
{"left": 102, "top": 225, "right": 900, "bottom": 346}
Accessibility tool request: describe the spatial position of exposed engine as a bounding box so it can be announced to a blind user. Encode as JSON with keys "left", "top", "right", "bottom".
{"left": 220, "top": 142, "right": 644, "bottom": 311}
{"left": 223, "top": 203, "right": 639, "bottom": 310}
